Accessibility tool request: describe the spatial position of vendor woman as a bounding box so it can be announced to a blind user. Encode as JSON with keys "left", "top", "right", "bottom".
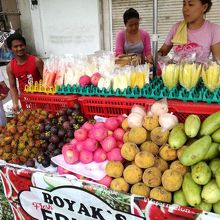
{"left": 115, "top": 8, "right": 152, "bottom": 63}
{"left": 158, "top": 0, "right": 220, "bottom": 61}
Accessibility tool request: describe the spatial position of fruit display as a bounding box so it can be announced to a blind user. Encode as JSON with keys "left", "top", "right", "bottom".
{"left": 0, "top": 104, "right": 86, "bottom": 168}
{"left": 38, "top": 103, "right": 86, "bottom": 167}
{"left": 104, "top": 102, "right": 220, "bottom": 215}
{"left": 162, "top": 61, "right": 220, "bottom": 93}
{"left": 61, "top": 116, "right": 125, "bottom": 165}
{"left": 162, "top": 63, "right": 202, "bottom": 91}
{"left": 202, "top": 62, "right": 220, "bottom": 92}
{"left": 42, "top": 54, "right": 150, "bottom": 92}
{"left": 0, "top": 109, "right": 49, "bottom": 166}
{"left": 162, "top": 64, "right": 179, "bottom": 90}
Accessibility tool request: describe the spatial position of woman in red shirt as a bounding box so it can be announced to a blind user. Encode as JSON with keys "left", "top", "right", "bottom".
{"left": 6, "top": 33, "right": 44, "bottom": 113}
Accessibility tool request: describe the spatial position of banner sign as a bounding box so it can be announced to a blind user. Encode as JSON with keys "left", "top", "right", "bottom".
{"left": 0, "top": 165, "right": 220, "bottom": 220}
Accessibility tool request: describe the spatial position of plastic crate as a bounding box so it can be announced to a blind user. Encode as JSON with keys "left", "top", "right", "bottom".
{"left": 20, "top": 93, "right": 79, "bottom": 112}
{"left": 57, "top": 77, "right": 220, "bottom": 104}
{"left": 78, "top": 96, "right": 220, "bottom": 122}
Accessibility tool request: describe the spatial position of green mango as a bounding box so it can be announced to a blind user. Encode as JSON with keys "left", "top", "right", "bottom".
{"left": 215, "top": 167, "right": 220, "bottom": 188}
{"left": 180, "top": 136, "right": 211, "bottom": 166}
{"left": 173, "top": 189, "right": 189, "bottom": 206}
{"left": 212, "top": 128, "right": 220, "bottom": 143}
{"left": 213, "top": 201, "right": 220, "bottom": 214}
{"left": 204, "top": 143, "right": 219, "bottom": 161}
{"left": 200, "top": 111, "right": 220, "bottom": 136}
{"left": 182, "top": 173, "right": 201, "bottom": 207}
{"left": 184, "top": 114, "right": 201, "bottom": 138}
{"left": 195, "top": 201, "right": 212, "bottom": 212}
{"left": 209, "top": 158, "right": 220, "bottom": 176}
{"left": 191, "top": 162, "right": 211, "bottom": 185}
{"left": 168, "top": 125, "right": 187, "bottom": 150}
{"left": 201, "top": 180, "right": 220, "bottom": 204}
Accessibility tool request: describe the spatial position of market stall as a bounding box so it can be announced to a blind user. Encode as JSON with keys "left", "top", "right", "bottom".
{"left": 1, "top": 5, "right": 220, "bottom": 219}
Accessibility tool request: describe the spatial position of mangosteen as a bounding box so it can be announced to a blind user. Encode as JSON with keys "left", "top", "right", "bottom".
{"left": 73, "top": 103, "right": 81, "bottom": 110}
{"left": 52, "top": 118, "right": 58, "bottom": 125}
{"left": 77, "top": 116, "right": 86, "bottom": 124}
{"left": 26, "top": 159, "right": 35, "bottom": 167}
{"left": 50, "top": 126, "right": 59, "bottom": 135}
{"left": 58, "top": 129, "right": 66, "bottom": 138}
{"left": 68, "top": 115, "right": 73, "bottom": 121}
{"left": 45, "top": 124, "right": 52, "bottom": 132}
{"left": 48, "top": 143, "right": 56, "bottom": 152}
{"left": 62, "top": 121, "right": 71, "bottom": 130}
{"left": 64, "top": 137, "right": 72, "bottom": 143}
{"left": 53, "top": 148, "right": 61, "bottom": 156}
{"left": 42, "top": 158, "right": 51, "bottom": 168}
{"left": 89, "top": 119, "right": 96, "bottom": 124}
{"left": 66, "top": 108, "right": 74, "bottom": 116}
{"left": 73, "top": 124, "right": 80, "bottom": 130}
{"left": 71, "top": 110, "right": 80, "bottom": 119}
{"left": 41, "top": 142, "right": 48, "bottom": 150}
{"left": 58, "top": 142, "right": 64, "bottom": 149}
{"left": 50, "top": 135, "right": 60, "bottom": 144}
{"left": 39, "top": 123, "right": 45, "bottom": 132}
{"left": 66, "top": 129, "right": 74, "bottom": 139}
{"left": 50, "top": 161, "right": 58, "bottom": 167}
{"left": 40, "top": 133, "right": 47, "bottom": 141}
{"left": 58, "top": 115, "right": 68, "bottom": 124}
{"left": 69, "top": 118, "right": 76, "bottom": 126}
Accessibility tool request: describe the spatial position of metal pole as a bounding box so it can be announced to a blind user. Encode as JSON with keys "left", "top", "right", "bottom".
{"left": 152, "top": 0, "right": 158, "bottom": 77}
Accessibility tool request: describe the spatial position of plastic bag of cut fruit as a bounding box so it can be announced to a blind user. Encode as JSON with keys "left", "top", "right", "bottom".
{"left": 43, "top": 56, "right": 58, "bottom": 88}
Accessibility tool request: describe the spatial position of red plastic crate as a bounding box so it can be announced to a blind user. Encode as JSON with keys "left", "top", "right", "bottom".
{"left": 78, "top": 96, "right": 220, "bottom": 122}
{"left": 20, "top": 93, "right": 79, "bottom": 112}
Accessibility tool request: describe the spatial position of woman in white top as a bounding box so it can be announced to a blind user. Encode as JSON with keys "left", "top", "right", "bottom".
{"left": 0, "top": 70, "right": 8, "bottom": 126}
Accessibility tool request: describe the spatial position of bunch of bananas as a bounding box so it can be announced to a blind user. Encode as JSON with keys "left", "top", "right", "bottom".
{"left": 162, "top": 64, "right": 179, "bottom": 90}
{"left": 202, "top": 63, "right": 220, "bottom": 92}
{"left": 179, "top": 63, "right": 202, "bottom": 91}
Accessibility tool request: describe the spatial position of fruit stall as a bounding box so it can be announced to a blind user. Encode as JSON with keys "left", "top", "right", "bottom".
{"left": 1, "top": 53, "right": 220, "bottom": 220}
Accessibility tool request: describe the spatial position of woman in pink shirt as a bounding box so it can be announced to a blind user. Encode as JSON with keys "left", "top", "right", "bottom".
{"left": 115, "top": 8, "right": 152, "bottom": 63}
{"left": 158, "top": 0, "right": 220, "bottom": 61}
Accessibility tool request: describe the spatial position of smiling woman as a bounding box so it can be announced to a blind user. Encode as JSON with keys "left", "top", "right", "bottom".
{"left": 158, "top": 0, "right": 220, "bottom": 61}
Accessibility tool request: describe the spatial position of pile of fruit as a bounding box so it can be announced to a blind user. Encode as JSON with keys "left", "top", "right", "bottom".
{"left": 61, "top": 116, "right": 125, "bottom": 164}
{"left": 38, "top": 103, "right": 86, "bottom": 167}
{"left": 0, "top": 109, "right": 49, "bottom": 166}
{"left": 0, "top": 104, "right": 86, "bottom": 168}
{"left": 104, "top": 102, "right": 220, "bottom": 214}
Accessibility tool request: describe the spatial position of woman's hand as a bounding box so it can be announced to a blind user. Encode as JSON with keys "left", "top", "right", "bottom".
{"left": 12, "top": 104, "right": 20, "bottom": 114}
{"left": 0, "top": 93, "right": 7, "bottom": 101}
{"left": 145, "top": 54, "right": 153, "bottom": 64}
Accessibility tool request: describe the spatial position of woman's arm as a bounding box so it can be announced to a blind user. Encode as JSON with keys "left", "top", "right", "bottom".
{"left": 6, "top": 64, "right": 19, "bottom": 113}
{"left": 211, "top": 43, "right": 220, "bottom": 61}
{"left": 158, "top": 43, "right": 173, "bottom": 56}
{"left": 115, "top": 31, "right": 125, "bottom": 57}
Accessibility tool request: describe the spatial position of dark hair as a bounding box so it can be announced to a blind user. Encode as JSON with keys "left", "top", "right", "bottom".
{"left": 6, "top": 33, "right": 26, "bottom": 49}
{"left": 123, "top": 8, "right": 139, "bottom": 25}
{"left": 200, "top": 0, "right": 212, "bottom": 13}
